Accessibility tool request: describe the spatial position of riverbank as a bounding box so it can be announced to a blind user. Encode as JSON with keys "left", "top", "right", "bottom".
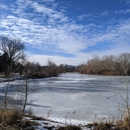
{"left": 0, "top": 108, "right": 130, "bottom": 130}
{"left": 0, "top": 108, "right": 89, "bottom": 130}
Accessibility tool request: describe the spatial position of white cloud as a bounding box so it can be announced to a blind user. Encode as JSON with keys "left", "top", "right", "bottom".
{"left": 0, "top": 4, "right": 8, "bottom": 10}
{"left": 77, "top": 11, "right": 108, "bottom": 21}
{"left": 30, "top": 1, "right": 68, "bottom": 23}
{"left": 40, "top": 0, "right": 55, "bottom": 2}
{"left": 77, "top": 14, "right": 92, "bottom": 21}
{"left": 115, "top": 9, "right": 130, "bottom": 14}
{"left": 122, "top": 0, "right": 130, "bottom": 4}
{"left": 125, "top": 9, "right": 130, "bottom": 13}
{"left": 32, "top": 2, "right": 53, "bottom": 14}
{"left": 99, "top": 10, "right": 108, "bottom": 17}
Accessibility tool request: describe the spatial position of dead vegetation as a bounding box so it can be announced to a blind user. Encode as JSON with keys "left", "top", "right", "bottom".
{"left": 0, "top": 109, "right": 39, "bottom": 130}
{"left": 86, "top": 115, "right": 130, "bottom": 130}
{"left": 1, "top": 108, "right": 130, "bottom": 130}
{"left": 77, "top": 53, "right": 130, "bottom": 76}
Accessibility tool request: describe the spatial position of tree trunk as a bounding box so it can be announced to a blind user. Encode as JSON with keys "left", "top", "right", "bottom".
{"left": 22, "top": 76, "right": 28, "bottom": 114}
{"left": 4, "top": 77, "right": 10, "bottom": 109}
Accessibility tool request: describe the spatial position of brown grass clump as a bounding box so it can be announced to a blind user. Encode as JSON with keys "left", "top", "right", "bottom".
{"left": 0, "top": 109, "right": 21, "bottom": 125}
{"left": 0, "top": 109, "right": 39, "bottom": 130}
{"left": 86, "top": 115, "right": 130, "bottom": 130}
{"left": 114, "top": 116, "right": 130, "bottom": 130}
{"left": 86, "top": 122, "right": 115, "bottom": 130}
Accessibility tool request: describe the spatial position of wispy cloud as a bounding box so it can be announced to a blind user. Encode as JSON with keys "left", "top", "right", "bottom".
{"left": 98, "top": 10, "right": 108, "bottom": 17}
{"left": 115, "top": 9, "right": 130, "bottom": 14}
{"left": 77, "top": 11, "right": 109, "bottom": 21}
{"left": 0, "top": 14, "right": 86, "bottom": 54}
{"left": 120, "top": 0, "right": 130, "bottom": 4}
{"left": 0, "top": 4, "right": 8, "bottom": 10}
{"left": 77, "top": 14, "right": 92, "bottom": 21}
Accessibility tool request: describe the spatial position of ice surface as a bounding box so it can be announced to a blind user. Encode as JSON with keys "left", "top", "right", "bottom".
{"left": 27, "top": 73, "right": 130, "bottom": 123}
{"left": 0, "top": 72, "right": 130, "bottom": 124}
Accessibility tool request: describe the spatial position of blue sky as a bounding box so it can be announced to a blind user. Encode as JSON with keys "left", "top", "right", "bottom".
{"left": 0, "top": 0, "right": 130, "bottom": 65}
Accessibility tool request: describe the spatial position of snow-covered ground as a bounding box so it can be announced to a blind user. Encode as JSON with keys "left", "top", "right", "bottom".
{"left": 0, "top": 72, "right": 130, "bottom": 127}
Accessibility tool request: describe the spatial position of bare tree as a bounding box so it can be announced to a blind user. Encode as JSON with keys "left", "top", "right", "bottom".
{"left": 46, "top": 59, "right": 59, "bottom": 76}
{"left": 101, "top": 55, "right": 117, "bottom": 74}
{"left": 21, "top": 61, "right": 40, "bottom": 114}
{"left": 118, "top": 53, "right": 130, "bottom": 75}
{"left": 0, "top": 36, "right": 25, "bottom": 109}
{"left": 47, "top": 58, "right": 56, "bottom": 67}
{"left": 0, "top": 36, "right": 25, "bottom": 76}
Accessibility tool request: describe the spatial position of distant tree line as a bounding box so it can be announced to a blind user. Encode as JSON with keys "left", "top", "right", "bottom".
{"left": 77, "top": 53, "right": 130, "bottom": 75}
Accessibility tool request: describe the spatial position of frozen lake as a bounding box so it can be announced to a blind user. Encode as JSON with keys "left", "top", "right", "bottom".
{"left": 0, "top": 72, "right": 130, "bottom": 123}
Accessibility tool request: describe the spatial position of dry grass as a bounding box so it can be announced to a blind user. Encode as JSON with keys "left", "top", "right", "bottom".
{"left": 0, "top": 109, "right": 39, "bottom": 130}
{"left": 1, "top": 109, "right": 130, "bottom": 130}
{"left": 0, "top": 109, "right": 21, "bottom": 125}
{"left": 86, "top": 115, "right": 130, "bottom": 130}
{"left": 87, "top": 122, "right": 115, "bottom": 130}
